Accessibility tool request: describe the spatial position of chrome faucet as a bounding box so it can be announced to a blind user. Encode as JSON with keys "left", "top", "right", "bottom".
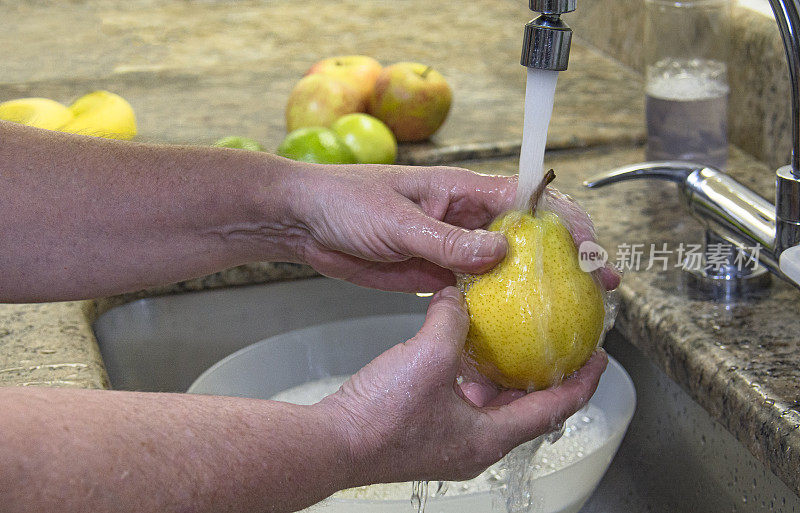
{"left": 584, "top": 0, "right": 800, "bottom": 296}
{"left": 521, "top": 0, "right": 576, "bottom": 71}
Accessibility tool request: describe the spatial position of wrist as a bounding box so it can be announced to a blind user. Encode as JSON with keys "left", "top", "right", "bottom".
{"left": 218, "top": 152, "right": 310, "bottom": 263}
{"left": 308, "top": 398, "right": 373, "bottom": 490}
{"left": 316, "top": 392, "right": 399, "bottom": 488}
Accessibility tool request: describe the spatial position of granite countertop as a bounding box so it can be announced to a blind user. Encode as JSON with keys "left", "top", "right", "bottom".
{"left": 2, "top": 0, "right": 799, "bottom": 502}
{"left": 0, "top": 0, "right": 644, "bottom": 158}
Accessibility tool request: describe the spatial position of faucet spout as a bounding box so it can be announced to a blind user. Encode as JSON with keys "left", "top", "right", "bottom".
{"left": 521, "top": 0, "right": 576, "bottom": 71}
{"left": 766, "top": 0, "right": 800, "bottom": 261}
{"left": 768, "top": 0, "right": 800, "bottom": 176}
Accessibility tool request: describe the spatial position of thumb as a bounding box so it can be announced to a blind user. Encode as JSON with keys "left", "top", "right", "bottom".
{"left": 411, "top": 287, "right": 470, "bottom": 363}
{"left": 396, "top": 206, "right": 507, "bottom": 274}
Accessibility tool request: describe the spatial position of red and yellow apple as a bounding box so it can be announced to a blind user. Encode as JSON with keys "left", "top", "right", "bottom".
{"left": 286, "top": 74, "right": 362, "bottom": 132}
{"left": 367, "top": 62, "right": 452, "bottom": 142}
{"left": 306, "top": 55, "right": 382, "bottom": 109}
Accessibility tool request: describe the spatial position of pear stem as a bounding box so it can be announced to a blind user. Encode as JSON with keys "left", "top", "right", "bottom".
{"left": 529, "top": 169, "right": 556, "bottom": 212}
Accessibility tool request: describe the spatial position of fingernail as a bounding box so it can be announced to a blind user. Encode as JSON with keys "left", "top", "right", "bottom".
{"left": 592, "top": 348, "right": 609, "bottom": 364}
{"left": 472, "top": 230, "right": 506, "bottom": 259}
{"left": 435, "top": 286, "right": 465, "bottom": 305}
{"left": 435, "top": 286, "right": 458, "bottom": 299}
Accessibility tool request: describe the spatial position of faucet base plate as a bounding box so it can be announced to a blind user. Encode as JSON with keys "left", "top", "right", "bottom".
{"left": 682, "top": 266, "right": 772, "bottom": 302}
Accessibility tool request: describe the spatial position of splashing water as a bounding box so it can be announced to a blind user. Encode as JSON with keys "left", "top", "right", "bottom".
{"left": 514, "top": 68, "right": 560, "bottom": 211}
{"left": 410, "top": 481, "right": 428, "bottom": 512}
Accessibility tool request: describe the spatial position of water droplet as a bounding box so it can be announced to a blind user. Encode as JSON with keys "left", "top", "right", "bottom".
{"left": 545, "top": 423, "right": 566, "bottom": 444}
{"left": 411, "top": 481, "right": 428, "bottom": 513}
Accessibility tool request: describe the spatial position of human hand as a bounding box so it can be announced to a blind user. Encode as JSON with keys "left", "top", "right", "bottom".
{"left": 285, "top": 163, "right": 620, "bottom": 293}
{"left": 320, "top": 287, "right": 608, "bottom": 484}
{"left": 285, "top": 164, "right": 512, "bottom": 292}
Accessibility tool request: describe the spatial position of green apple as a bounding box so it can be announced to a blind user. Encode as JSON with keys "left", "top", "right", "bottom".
{"left": 367, "top": 62, "right": 452, "bottom": 142}
{"left": 306, "top": 55, "right": 382, "bottom": 109}
{"left": 285, "top": 74, "right": 362, "bottom": 132}
{"left": 331, "top": 113, "right": 397, "bottom": 164}
{"left": 213, "top": 136, "right": 265, "bottom": 151}
{"left": 277, "top": 127, "right": 357, "bottom": 164}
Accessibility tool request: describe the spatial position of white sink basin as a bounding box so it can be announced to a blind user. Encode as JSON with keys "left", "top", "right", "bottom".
{"left": 187, "top": 314, "right": 636, "bottom": 513}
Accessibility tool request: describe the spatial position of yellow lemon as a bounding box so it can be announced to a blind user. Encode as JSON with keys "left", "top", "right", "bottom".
{"left": 462, "top": 209, "right": 605, "bottom": 390}
{"left": 0, "top": 98, "right": 73, "bottom": 130}
{"left": 60, "top": 90, "right": 137, "bottom": 140}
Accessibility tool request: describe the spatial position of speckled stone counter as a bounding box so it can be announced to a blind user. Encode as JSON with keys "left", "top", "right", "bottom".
{"left": 0, "top": 302, "right": 108, "bottom": 388}
{"left": 0, "top": 0, "right": 644, "bottom": 156}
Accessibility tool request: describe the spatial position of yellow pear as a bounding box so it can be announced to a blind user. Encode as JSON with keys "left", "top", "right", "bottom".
{"left": 60, "top": 90, "right": 137, "bottom": 140}
{"left": 462, "top": 196, "right": 605, "bottom": 391}
{"left": 0, "top": 97, "right": 73, "bottom": 130}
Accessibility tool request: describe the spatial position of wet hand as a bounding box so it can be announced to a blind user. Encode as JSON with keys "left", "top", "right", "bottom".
{"left": 286, "top": 163, "right": 620, "bottom": 292}
{"left": 320, "top": 287, "right": 607, "bottom": 483}
{"left": 287, "top": 164, "right": 514, "bottom": 292}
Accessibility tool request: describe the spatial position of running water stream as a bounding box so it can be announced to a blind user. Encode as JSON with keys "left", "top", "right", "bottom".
{"left": 515, "top": 68, "right": 560, "bottom": 211}
{"left": 494, "top": 66, "right": 562, "bottom": 513}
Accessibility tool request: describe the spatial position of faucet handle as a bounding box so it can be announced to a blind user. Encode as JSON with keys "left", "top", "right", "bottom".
{"left": 583, "top": 161, "right": 703, "bottom": 189}
{"left": 584, "top": 161, "right": 776, "bottom": 253}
